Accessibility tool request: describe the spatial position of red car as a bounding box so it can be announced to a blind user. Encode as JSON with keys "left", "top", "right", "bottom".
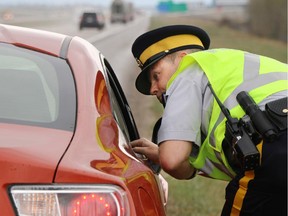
{"left": 0, "top": 24, "right": 167, "bottom": 216}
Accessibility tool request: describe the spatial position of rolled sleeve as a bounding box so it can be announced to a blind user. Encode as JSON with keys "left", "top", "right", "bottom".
{"left": 158, "top": 67, "right": 203, "bottom": 146}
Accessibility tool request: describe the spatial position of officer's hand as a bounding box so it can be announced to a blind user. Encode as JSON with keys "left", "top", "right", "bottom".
{"left": 130, "top": 138, "right": 159, "bottom": 164}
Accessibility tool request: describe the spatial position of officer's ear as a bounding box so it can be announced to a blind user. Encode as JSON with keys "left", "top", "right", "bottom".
{"left": 179, "top": 50, "right": 188, "bottom": 58}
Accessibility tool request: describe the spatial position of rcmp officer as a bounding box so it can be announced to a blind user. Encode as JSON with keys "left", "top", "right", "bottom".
{"left": 130, "top": 25, "right": 288, "bottom": 216}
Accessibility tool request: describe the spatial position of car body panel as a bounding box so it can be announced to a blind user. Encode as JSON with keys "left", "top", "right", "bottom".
{"left": 0, "top": 24, "right": 64, "bottom": 56}
{"left": 59, "top": 36, "right": 165, "bottom": 215}
{"left": 0, "top": 24, "right": 166, "bottom": 216}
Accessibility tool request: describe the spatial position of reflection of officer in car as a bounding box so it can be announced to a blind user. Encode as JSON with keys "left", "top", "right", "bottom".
{"left": 130, "top": 25, "right": 287, "bottom": 216}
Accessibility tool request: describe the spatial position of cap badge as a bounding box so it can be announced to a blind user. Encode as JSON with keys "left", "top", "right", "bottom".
{"left": 135, "top": 58, "right": 143, "bottom": 68}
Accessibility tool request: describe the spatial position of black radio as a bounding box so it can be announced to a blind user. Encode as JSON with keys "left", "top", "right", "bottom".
{"left": 208, "top": 84, "right": 262, "bottom": 171}
{"left": 236, "top": 91, "right": 278, "bottom": 142}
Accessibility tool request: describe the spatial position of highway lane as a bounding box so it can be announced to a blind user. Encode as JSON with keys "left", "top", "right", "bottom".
{"left": 91, "top": 17, "right": 149, "bottom": 94}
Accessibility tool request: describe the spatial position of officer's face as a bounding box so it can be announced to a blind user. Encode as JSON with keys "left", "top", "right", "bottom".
{"left": 149, "top": 54, "right": 180, "bottom": 103}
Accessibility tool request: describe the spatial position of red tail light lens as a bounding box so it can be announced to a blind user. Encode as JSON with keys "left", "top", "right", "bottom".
{"left": 10, "top": 185, "right": 130, "bottom": 216}
{"left": 66, "top": 193, "right": 120, "bottom": 215}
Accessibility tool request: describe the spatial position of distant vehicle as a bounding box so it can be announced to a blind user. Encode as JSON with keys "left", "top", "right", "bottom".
{"left": 0, "top": 24, "right": 167, "bottom": 216}
{"left": 110, "top": 0, "right": 134, "bottom": 23}
{"left": 79, "top": 12, "right": 105, "bottom": 30}
{"left": 2, "top": 10, "right": 14, "bottom": 21}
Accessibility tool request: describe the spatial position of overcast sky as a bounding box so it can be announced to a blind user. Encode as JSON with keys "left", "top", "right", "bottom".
{"left": 0, "top": 0, "right": 164, "bottom": 7}
{"left": 0, "top": 0, "right": 213, "bottom": 7}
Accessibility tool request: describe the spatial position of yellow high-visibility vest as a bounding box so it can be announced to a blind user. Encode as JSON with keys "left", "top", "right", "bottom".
{"left": 168, "top": 48, "right": 288, "bottom": 180}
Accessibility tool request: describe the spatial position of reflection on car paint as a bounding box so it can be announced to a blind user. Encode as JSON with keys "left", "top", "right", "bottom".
{"left": 92, "top": 73, "right": 133, "bottom": 177}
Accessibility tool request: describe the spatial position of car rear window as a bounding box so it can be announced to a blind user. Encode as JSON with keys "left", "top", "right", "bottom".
{"left": 84, "top": 13, "right": 96, "bottom": 17}
{"left": 0, "top": 43, "right": 76, "bottom": 131}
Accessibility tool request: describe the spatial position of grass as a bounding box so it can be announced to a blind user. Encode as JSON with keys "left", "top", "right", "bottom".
{"left": 163, "top": 173, "right": 227, "bottom": 216}
{"left": 149, "top": 15, "right": 287, "bottom": 63}
{"left": 147, "top": 14, "right": 287, "bottom": 216}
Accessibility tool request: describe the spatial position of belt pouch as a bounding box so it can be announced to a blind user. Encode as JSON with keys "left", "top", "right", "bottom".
{"left": 265, "top": 97, "right": 288, "bottom": 132}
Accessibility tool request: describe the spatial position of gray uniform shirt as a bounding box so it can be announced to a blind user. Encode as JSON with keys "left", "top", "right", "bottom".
{"left": 158, "top": 63, "right": 211, "bottom": 147}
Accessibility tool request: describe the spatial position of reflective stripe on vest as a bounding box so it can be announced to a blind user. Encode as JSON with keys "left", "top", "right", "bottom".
{"left": 169, "top": 48, "right": 288, "bottom": 181}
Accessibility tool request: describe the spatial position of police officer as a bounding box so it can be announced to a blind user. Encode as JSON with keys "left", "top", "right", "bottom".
{"left": 130, "top": 25, "right": 287, "bottom": 216}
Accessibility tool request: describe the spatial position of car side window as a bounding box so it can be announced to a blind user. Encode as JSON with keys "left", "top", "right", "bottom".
{"left": 103, "top": 59, "right": 139, "bottom": 142}
{"left": 102, "top": 59, "right": 161, "bottom": 173}
{"left": 0, "top": 43, "right": 76, "bottom": 131}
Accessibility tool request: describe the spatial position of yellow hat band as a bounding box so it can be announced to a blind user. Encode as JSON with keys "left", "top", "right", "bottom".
{"left": 139, "top": 34, "right": 204, "bottom": 65}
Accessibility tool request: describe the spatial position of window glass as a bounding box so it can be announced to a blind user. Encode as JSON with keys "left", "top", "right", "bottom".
{"left": 104, "top": 60, "right": 139, "bottom": 142}
{"left": 0, "top": 43, "right": 76, "bottom": 131}
{"left": 109, "top": 88, "right": 131, "bottom": 141}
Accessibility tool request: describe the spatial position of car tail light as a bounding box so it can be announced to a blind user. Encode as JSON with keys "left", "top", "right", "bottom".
{"left": 10, "top": 185, "right": 130, "bottom": 216}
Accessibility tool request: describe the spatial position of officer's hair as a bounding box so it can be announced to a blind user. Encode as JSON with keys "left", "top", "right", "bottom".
{"left": 165, "top": 48, "right": 201, "bottom": 62}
